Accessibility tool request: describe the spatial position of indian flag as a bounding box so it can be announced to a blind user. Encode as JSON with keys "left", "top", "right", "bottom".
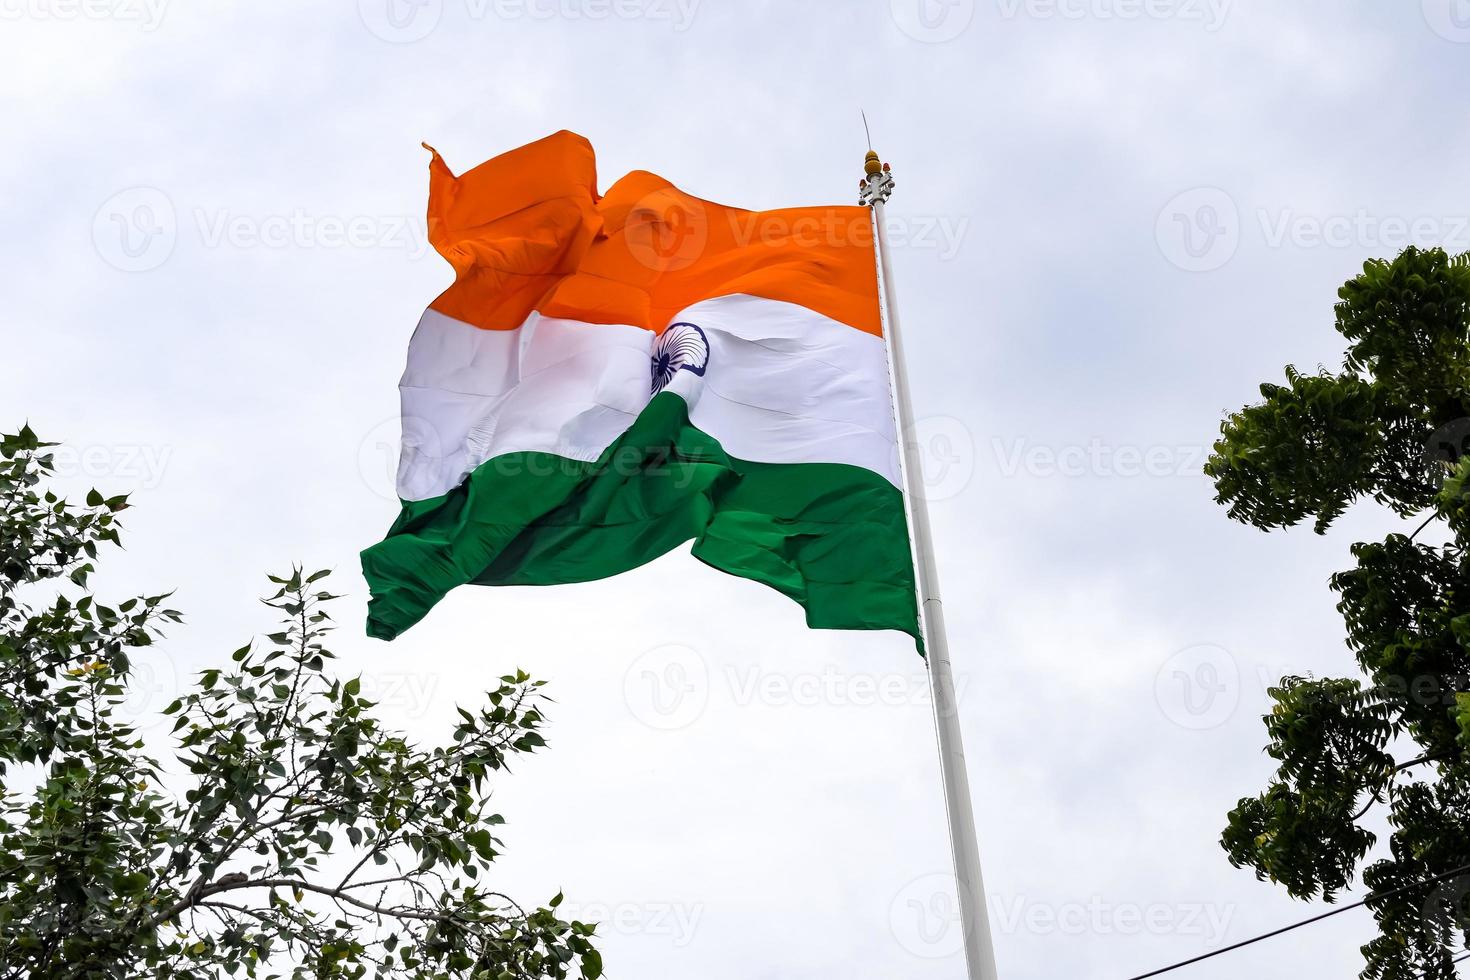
{"left": 361, "top": 131, "right": 919, "bottom": 647}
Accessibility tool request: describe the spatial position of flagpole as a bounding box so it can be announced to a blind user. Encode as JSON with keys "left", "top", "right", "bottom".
{"left": 861, "top": 150, "right": 1000, "bottom": 980}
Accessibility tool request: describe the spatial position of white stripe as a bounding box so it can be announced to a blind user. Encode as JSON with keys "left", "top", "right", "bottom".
{"left": 675, "top": 295, "right": 899, "bottom": 484}
{"left": 396, "top": 295, "right": 898, "bottom": 501}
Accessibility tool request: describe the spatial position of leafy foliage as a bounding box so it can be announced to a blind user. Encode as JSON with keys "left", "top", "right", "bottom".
{"left": 0, "top": 427, "right": 601, "bottom": 979}
{"left": 1206, "top": 247, "right": 1470, "bottom": 978}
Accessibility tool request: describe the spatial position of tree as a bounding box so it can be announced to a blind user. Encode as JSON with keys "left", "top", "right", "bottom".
{"left": 0, "top": 425, "right": 602, "bottom": 979}
{"left": 1206, "top": 246, "right": 1470, "bottom": 979}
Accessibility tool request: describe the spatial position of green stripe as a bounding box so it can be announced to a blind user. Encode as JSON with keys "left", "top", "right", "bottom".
{"left": 361, "top": 392, "right": 920, "bottom": 649}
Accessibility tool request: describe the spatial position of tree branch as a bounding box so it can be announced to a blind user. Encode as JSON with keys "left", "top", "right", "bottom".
{"left": 149, "top": 876, "right": 473, "bottom": 931}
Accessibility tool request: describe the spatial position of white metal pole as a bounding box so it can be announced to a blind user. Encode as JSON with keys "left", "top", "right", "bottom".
{"left": 861, "top": 151, "right": 1000, "bottom": 980}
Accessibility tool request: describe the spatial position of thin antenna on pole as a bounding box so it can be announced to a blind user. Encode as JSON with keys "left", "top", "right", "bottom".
{"left": 860, "top": 148, "right": 1000, "bottom": 980}
{"left": 861, "top": 109, "right": 874, "bottom": 152}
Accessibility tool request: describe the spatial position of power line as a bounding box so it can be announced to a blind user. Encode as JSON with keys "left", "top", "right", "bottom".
{"left": 1123, "top": 862, "right": 1470, "bottom": 980}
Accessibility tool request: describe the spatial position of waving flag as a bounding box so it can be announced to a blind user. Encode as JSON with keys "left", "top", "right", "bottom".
{"left": 362, "top": 131, "right": 918, "bottom": 645}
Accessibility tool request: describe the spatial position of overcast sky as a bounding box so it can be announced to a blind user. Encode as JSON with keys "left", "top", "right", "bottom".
{"left": 4, "top": 1, "right": 1470, "bottom": 977}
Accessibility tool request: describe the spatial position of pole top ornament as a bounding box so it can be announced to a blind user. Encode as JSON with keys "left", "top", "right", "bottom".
{"left": 859, "top": 152, "right": 894, "bottom": 207}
